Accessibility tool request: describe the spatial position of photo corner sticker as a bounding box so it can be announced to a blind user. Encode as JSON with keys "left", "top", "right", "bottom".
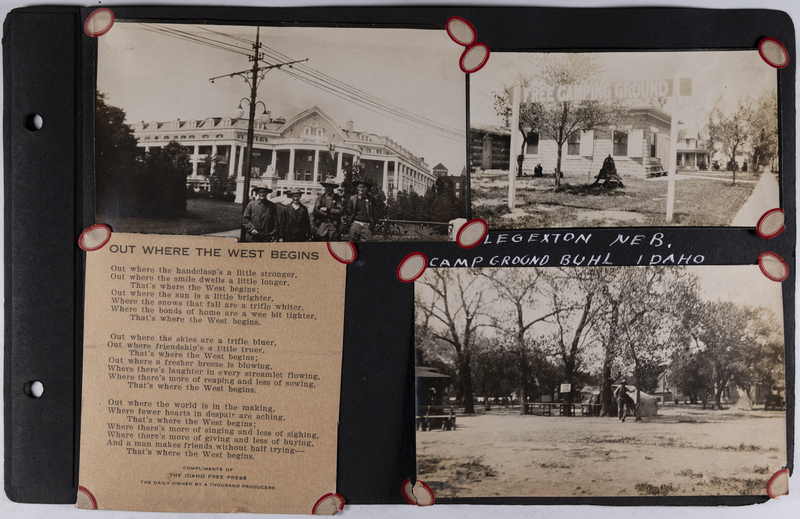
{"left": 456, "top": 219, "right": 488, "bottom": 249}
{"left": 757, "top": 208, "right": 785, "bottom": 239}
{"left": 758, "top": 252, "right": 789, "bottom": 282}
{"left": 446, "top": 17, "right": 490, "bottom": 73}
{"left": 759, "top": 38, "right": 789, "bottom": 69}
{"left": 78, "top": 224, "right": 112, "bottom": 252}
{"left": 327, "top": 241, "right": 357, "bottom": 264}
{"left": 401, "top": 478, "right": 435, "bottom": 506}
{"left": 76, "top": 486, "right": 98, "bottom": 510}
{"left": 766, "top": 468, "right": 790, "bottom": 498}
{"left": 84, "top": 8, "right": 115, "bottom": 38}
{"left": 312, "top": 493, "right": 344, "bottom": 515}
{"left": 397, "top": 252, "right": 428, "bottom": 283}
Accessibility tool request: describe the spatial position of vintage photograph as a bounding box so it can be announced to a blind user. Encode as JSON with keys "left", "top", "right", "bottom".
{"left": 469, "top": 51, "right": 779, "bottom": 228}
{"left": 415, "top": 265, "right": 786, "bottom": 497}
{"left": 95, "top": 23, "right": 467, "bottom": 242}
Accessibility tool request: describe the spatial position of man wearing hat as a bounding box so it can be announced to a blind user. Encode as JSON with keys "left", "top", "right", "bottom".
{"left": 313, "top": 177, "right": 344, "bottom": 241}
{"left": 242, "top": 186, "right": 279, "bottom": 242}
{"left": 344, "top": 179, "right": 376, "bottom": 241}
{"left": 279, "top": 189, "right": 311, "bottom": 242}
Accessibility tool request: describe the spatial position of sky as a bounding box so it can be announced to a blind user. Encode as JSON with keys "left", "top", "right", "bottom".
{"left": 97, "top": 22, "right": 467, "bottom": 175}
{"left": 470, "top": 50, "right": 777, "bottom": 136}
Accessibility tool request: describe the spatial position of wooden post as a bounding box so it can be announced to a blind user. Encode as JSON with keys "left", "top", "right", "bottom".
{"left": 666, "top": 76, "right": 680, "bottom": 223}
{"left": 508, "top": 85, "right": 520, "bottom": 210}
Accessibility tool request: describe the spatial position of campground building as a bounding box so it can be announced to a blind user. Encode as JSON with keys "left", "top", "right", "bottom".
{"left": 471, "top": 105, "right": 709, "bottom": 178}
{"left": 130, "top": 106, "right": 436, "bottom": 203}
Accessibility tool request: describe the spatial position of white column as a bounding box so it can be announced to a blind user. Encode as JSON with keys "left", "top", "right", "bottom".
{"left": 271, "top": 149, "right": 277, "bottom": 170}
{"left": 192, "top": 145, "right": 199, "bottom": 177}
{"left": 236, "top": 145, "right": 244, "bottom": 178}
{"left": 397, "top": 163, "right": 403, "bottom": 191}
{"left": 382, "top": 160, "right": 389, "bottom": 193}
{"left": 227, "top": 144, "right": 235, "bottom": 178}
{"left": 336, "top": 152, "right": 343, "bottom": 177}
{"left": 288, "top": 148, "right": 296, "bottom": 182}
{"left": 313, "top": 149, "right": 320, "bottom": 183}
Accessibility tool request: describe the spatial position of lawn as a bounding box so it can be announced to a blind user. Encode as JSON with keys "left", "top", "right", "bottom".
{"left": 472, "top": 171, "right": 760, "bottom": 229}
{"left": 99, "top": 198, "right": 243, "bottom": 235}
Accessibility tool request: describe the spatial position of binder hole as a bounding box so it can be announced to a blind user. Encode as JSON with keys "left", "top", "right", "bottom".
{"left": 24, "top": 380, "right": 44, "bottom": 398}
{"left": 24, "top": 113, "right": 43, "bottom": 131}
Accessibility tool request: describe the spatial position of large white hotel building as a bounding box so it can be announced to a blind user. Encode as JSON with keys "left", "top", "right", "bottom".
{"left": 130, "top": 106, "right": 437, "bottom": 202}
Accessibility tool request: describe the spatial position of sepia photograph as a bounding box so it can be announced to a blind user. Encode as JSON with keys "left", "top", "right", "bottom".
{"left": 95, "top": 23, "right": 467, "bottom": 242}
{"left": 415, "top": 265, "right": 786, "bottom": 497}
{"left": 469, "top": 51, "right": 779, "bottom": 228}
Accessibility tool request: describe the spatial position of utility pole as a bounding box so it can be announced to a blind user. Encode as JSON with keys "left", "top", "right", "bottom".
{"left": 209, "top": 27, "right": 307, "bottom": 241}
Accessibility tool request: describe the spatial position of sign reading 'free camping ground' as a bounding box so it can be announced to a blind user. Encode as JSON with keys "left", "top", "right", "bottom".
{"left": 520, "top": 78, "right": 692, "bottom": 103}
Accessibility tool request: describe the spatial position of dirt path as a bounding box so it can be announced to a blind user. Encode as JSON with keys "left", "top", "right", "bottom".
{"left": 417, "top": 408, "right": 786, "bottom": 498}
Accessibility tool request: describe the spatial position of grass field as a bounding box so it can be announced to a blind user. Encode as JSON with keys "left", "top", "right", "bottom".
{"left": 472, "top": 171, "right": 761, "bottom": 229}
{"left": 417, "top": 407, "right": 786, "bottom": 498}
{"left": 99, "top": 198, "right": 242, "bottom": 235}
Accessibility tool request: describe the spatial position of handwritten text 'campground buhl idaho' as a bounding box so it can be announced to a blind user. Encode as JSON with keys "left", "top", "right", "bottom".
{"left": 429, "top": 232, "right": 706, "bottom": 268}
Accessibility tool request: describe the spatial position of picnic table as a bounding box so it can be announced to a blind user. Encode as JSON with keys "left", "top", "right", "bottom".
{"left": 416, "top": 405, "right": 456, "bottom": 431}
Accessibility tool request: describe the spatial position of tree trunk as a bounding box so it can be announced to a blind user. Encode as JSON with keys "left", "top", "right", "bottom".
{"left": 555, "top": 135, "right": 564, "bottom": 190}
{"left": 461, "top": 353, "right": 475, "bottom": 414}
{"left": 600, "top": 360, "right": 613, "bottom": 416}
{"left": 518, "top": 354, "right": 528, "bottom": 415}
{"left": 600, "top": 298, "right": 620, "bottom": 416}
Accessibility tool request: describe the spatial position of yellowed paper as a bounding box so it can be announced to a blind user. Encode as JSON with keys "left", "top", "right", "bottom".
{"left": 78, "top": 234, "right": 346, "bottom": 514}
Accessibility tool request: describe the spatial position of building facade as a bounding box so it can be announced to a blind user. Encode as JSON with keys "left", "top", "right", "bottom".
{"left": 471, "top": 106, "right": 688, "bottom": 179}
{"left": 470, "top": 124, "right": 511, "bottom": 173}
{"left": 130, "top": 106, "right": 436, "bottom": 202}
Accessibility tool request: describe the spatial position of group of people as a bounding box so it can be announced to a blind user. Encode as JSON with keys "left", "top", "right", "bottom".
{"left": 241, "top": 177, "right": 377, "bottom": 243}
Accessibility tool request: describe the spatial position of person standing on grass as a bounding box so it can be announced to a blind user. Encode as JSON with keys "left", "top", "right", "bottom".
{"left": 344, "top": 179, "right": 376, "bottom": 241}
{"left": 242, "top": 186, "right": 278, "bottom": 242}
{"left": 279, "top": 189, "right": 311, "bottom": 242}
{"left": 313, "top": 177, "right": 343, "bottom": 241}
{"left": 615, "top": 382, "right": 631, "bottom": 422}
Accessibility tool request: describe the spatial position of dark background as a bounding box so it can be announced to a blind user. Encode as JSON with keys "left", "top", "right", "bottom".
{"left": 3, "top": 2, "right": 795, "bottom": 515}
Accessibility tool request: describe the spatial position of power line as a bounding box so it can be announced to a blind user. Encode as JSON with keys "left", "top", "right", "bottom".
{"left": 188, "top": 25, "right": 465, "bottom": 138}
{"left": 143, "top": 25, "right": 466, "bottom": 141}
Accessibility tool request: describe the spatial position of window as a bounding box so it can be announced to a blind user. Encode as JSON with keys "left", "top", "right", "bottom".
{"left": 567, "top": 133, "right": 581, "bottom": 156}
{"left": 651, "top": 133, "right": 657, "bottom": 157}
{"left": 525, "top": 132, "right": 539, "bottom": 155}
{"left": 316, "top": 128, "right": 324, "bottom": 136}
{"left": 613, "top": 131, "right": 628, "bottom": 156}
{"left": 303, "top": 127, "right": 312, "bottom": 136}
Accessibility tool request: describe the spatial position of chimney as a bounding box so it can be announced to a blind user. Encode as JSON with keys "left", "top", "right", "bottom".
{"left": 346, "top": 121, "right": 354, "bottom": 132}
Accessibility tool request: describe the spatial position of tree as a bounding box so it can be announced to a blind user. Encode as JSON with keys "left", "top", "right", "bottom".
{"left": 481, "top": 268, "right": 562, "bottom": 413}
{"left": 494, "top": 55, "right": 627, "bottom": 189}
{"left": 747, "top": 93, "right": 779, "bottom": 172}
{"left": 682, "top": 301, "right": 757, "bottom": 409}
{"left": 138, "top": 141, "right": 192, "bottom": 217}
{"left": 201, "top": 153, "right": 234, "bottom": 201}
{"left": 708, "top": 101, "right": 752, "bottom": 183}
{"left": 416, "top": 270, "right": 489, "bottom": 414}
{"left": 95, "top": 91, "right": 141, "bottom": 217}
{"left": 543, "top": 269, "right": 603, "bottom": 414}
